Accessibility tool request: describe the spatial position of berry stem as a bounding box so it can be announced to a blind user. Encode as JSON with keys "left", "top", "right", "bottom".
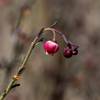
{"left": 44, "top": 27, "right": 69, "bottom": 44}
{"left": 44, "top": 28, "right": 56, "bottom": 41}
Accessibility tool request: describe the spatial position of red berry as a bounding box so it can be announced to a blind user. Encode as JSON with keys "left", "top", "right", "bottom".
{"left": 63, "top": 47, "right": 72, "bottom": 58}
{"left": 43, "top": 40, "right": 59, "bottom": 55}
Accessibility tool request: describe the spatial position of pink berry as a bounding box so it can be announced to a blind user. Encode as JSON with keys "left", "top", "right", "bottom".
{"left": 63, "top": 47, "right": 72, "bottom": 58}
{"left": 43, "top": 40, "right": 59, "bottom": 55}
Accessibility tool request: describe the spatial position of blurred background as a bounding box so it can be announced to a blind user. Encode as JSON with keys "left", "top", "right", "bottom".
{"left": 0, "top": 0, "right": 100, "bottom": 100}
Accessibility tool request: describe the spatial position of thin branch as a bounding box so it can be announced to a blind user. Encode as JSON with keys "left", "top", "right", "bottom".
{"left": 0, "top": 28, "right": 44, "bottom": 100}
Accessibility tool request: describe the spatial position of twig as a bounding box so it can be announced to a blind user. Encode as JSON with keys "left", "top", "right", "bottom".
{"left": 0, "top": 28, "right": 44, "bottom": 100}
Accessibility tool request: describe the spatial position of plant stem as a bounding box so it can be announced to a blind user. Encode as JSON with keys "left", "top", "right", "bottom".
{"left": 0, "top": 21, "right": 57, "bottom": 100}
{"left": 0, "top": 28, "right": 44, "bottom": 100}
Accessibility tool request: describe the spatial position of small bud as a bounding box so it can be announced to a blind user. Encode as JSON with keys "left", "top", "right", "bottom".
{"left": 67, "top": 42, "right": 79, "bottom": 56}
{"left": 13, "top": 75, "right": 20, "bottom": 80}
{"left": 43, "top": 40, "right": 59, "bottom": 55}
{"left": 72, "top": 49, "right": 78, "bottom": 55}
